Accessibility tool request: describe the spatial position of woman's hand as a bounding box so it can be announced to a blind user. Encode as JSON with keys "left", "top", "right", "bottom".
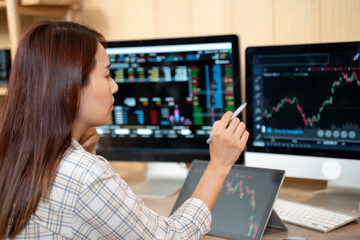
{"left": 191, "top": 111, "right": 249, "bottom": 212}
{"left": 79, "top": 127, "right": 100, "bottom": 155}
{"left": 209, "top": 111, "right": 249, "bottom": 172}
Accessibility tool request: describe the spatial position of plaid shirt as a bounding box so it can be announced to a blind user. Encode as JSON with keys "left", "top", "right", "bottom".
{"left": 15, "top": 139, "right": 211, "bottom": 239}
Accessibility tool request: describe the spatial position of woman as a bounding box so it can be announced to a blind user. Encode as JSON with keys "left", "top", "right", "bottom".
{"left": 0, "top": 21, "right": 249, "bottom": 239}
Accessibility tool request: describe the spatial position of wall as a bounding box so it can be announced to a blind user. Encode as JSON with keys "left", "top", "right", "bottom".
{"left": 75, "top": 0, "right": 360, "bottom": 98}
{"left": 0, "top": 10, "right": 33, "bottom": 49}
{"left": 1, "top": 0, "right": 360, "bottom": 94}
{"left": 0, "top": 9, "right": 9, "bottom": 49}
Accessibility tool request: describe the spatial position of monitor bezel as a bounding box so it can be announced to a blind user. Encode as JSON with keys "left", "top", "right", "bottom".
{"left": 245, "top": 41, "right": 360, "bottom": 161}
{"left": 98, "top": 35, "right": 243, "bottom": 163}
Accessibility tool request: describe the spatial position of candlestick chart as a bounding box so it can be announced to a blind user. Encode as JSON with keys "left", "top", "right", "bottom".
{"left": 172, "top": 161, "right": 285, "bottom": 240}
{"left": 257, "top": 68, "right": 360, "bottom": 150}
{"left": 224, "top": 176, "right": 259, "bottom": 238}
{"left": 263, "top": 71, "right": 359, "bottom": 128}
{"left": 208, "top": 170, "right": 278, "bottom": 240}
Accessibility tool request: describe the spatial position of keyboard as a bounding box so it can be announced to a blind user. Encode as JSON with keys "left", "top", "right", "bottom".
{"left": 274, "top": 198, "right": 359, "bottom": 233}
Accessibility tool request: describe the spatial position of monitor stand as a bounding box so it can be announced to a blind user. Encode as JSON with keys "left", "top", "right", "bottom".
{"left": 132, "top": 162, "right": 189, "bottom": 198}
{"left": 308, "top": 187, "right": 360, "bottom": 212}
{"left": 305, "top": 159, "right": 360, "bottom": 212}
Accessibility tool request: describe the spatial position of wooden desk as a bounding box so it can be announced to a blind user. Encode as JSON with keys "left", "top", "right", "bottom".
{"left": 110, "top": 162, "right": 360, "bottom": 240}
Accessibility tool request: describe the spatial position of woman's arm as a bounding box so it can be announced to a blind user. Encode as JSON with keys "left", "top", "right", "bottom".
{"left": 191, "top": 111, "right": 249, "bottom": 211}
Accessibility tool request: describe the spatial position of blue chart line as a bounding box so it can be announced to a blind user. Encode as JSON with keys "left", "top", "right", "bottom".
{"left": 213, "top": 65, "right": 223, "bottom": 110}
{"left": 205, "top": 65, "right": 211, "bottom": 109}
{"left": 134, "top": 110, "right": 144, "bottom": 125}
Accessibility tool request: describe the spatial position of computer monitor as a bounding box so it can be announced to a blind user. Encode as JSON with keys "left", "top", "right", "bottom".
{"left": 96, "top": 35, "right": 242, "bottom": 197}
{"left": 0, "top": 49, "right": 11, "bottom": 86}
{"left": 245, "top": 41, "right": 360, "bottom": 211}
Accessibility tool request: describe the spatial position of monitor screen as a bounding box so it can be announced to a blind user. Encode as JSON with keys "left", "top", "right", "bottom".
{"left": 246, "top": 41, "right": 360, "bottom": 160}
{"left": 0, "top": 49, "right": 11, "bottom": 86}
{"left": 96, "top": 35, "right": 242, "bottom": 163}
{"left": 245, "top": 41, "right": 360, "bottom": 211}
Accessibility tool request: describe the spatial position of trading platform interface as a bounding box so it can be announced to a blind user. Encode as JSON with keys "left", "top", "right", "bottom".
{"left": 246, "top": 42, "right": 360, "bottom": 156}
{"left": 171, "top": 160, "right": 285, "bottom": 240}
{"left": 96, "top": 37, "right": 241, "bottom": 159}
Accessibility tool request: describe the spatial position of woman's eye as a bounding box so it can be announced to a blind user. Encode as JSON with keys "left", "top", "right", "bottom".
{"left": 106, "top": 72, "right": 115, "bottom": 79}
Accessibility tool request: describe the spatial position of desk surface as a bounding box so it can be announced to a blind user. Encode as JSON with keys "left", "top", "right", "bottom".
{"left": 110, "top": 162, "right": 360, "bottom": 240}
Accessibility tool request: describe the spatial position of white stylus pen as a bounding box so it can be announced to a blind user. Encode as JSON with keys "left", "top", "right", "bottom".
{"left": 206, "top": 102, "right": 247, "bottom": 144}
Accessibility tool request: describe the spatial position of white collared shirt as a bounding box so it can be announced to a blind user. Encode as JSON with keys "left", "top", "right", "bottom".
{"left": 15, "top": 139, "right": 211, "bottom": 239}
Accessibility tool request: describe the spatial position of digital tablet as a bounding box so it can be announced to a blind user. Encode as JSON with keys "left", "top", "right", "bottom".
{"left": 171, "top": 160, "right": 286, "bottom": 240}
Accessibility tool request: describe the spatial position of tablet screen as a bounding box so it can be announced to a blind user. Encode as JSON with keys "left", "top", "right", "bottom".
{"left": 171, "top": 160, "right": 285, "bottom": 240}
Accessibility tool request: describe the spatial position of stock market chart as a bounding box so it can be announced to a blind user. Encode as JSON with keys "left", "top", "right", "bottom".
{"left": 249, "top": 48, "right": 360, "bottom": 153}
{"left": 172, "top": 161, "right": 284, "bottom": 240}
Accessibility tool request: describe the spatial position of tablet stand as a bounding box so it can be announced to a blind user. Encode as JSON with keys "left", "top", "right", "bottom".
{"left": 267, "top": 210, "right": 288, "bottom": 231}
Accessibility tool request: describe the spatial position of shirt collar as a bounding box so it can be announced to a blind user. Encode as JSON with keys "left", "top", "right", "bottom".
{"left": 71, "top": 138, "right": 85, "bottom": 151}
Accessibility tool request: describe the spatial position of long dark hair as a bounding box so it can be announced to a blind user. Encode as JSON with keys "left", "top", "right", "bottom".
{"left": 0, "top": 21, "right": 104, "bottom": 238}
